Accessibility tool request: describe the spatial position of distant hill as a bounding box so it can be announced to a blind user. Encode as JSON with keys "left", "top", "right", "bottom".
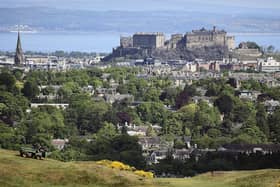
{"left": 0, "top": 149, "right": 280, "bottom": 187}
{"left": 0, "top": 7, "right": 280, "bottom": 33}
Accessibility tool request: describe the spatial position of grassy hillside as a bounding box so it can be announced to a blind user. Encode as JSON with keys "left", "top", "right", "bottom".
{"left": 157, "top": 170, "right": 280, "bottom": 187}
{"left": 0, "top": 149, "right": 158, "bottom": 187}
{"left": 0, "top": 149, "right": 280, "bottom": 187}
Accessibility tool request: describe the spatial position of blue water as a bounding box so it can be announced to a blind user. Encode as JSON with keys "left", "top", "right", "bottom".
{"left": 0, "top": 32, "right": 279, "bottom": 53}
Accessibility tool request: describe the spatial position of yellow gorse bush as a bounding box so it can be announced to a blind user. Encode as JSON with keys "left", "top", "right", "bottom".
{"left": 110, "top": 161, "right": 131, "bottom": 170}
{"left": 96, "top": 160, "right": 112, "bottom": 167}
{"left": 96, "top": 160, "right": 133, "bottom": 171}
{"left": 96, "top": 160, "right": 153, "bottom": 178}
{"left": 134, "top": 170, "right": 154, "bottom": 178}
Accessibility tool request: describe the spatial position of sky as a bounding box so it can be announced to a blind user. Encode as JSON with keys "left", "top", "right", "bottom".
{"left": 1, "top": 0, "right": 280, "bottom": 10}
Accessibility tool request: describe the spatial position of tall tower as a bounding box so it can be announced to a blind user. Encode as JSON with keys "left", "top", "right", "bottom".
{"left": 15, "top": 31, "right": 24, "bottom": 65}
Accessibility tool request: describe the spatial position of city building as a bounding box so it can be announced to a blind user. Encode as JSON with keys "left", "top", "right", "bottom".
{"left": 259, "top": 57, "right": 280, "bottom": 72}
{"left": 184, "top": 27, "right": 235, "bottom": 50}
{"left": 166, "top": 34, "right": 184, "bottom": 49}
{"left": 132, "top": 32, "right": 165, "bottom": 49}
{"left": 120, "top": 36, "right": 133, "bottom": 48}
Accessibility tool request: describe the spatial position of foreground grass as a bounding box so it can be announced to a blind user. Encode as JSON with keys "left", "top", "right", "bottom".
{"left": 157, "top": 170, "right": 280, "bottom": 187}
{"left": 0, "top": 149, "right": 158, "bottom": 187}
{"left": 0, "top": 149, "right": 279, "bottom": 187}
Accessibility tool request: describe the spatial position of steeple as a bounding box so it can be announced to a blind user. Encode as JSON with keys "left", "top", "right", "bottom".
{"left": 15, "top": 30, "right": 24, "bottom": 65}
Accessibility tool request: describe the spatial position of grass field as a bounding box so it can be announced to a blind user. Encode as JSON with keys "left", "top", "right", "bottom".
{"left": 0, "top": 149, "right": 158, "bottom": 187}
{"left": 157, "top": 170, "right": 280, "bottom": 187}
{"left": 0, "top": 149, "right": 279, "bottom": 187}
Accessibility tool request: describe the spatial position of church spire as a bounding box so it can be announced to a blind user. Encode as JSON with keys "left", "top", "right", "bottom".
{"left": 15, "top": 30, "right": 24, "bottom": 65}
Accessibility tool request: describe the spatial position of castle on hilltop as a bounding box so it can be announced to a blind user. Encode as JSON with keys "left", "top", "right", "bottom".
{"left": 120, "top": 26, "right": 235, "bottom": 50}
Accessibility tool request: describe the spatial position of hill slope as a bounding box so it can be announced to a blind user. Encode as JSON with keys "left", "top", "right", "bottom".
{"left": 0, "top": 149, "right": 158, "bottom": 187}
{"left": 0, "top": 149, "right": 280, "bottom": 187}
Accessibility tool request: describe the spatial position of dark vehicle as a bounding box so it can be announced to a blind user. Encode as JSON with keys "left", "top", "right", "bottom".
{"left": 19, "top": 146, "right": 47, "bottom": 159}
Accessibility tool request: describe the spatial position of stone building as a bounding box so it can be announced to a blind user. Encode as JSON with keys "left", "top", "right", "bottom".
{"left": 120, "top": 36, "right": 133, "bottom": 48}
{"left": 184, "top": 27, "right": 234, "bottom": 49}
{"left": 133, "top": 32, "right": 165, "bottom": 49}
{"left": 259, "top": 57, "right": 280, "bottom": 72}
{"left": 112, "top": 27, "right": 235, "bottom": 61}
{"left": 166, "top": 34, "right": 184, "bottom": 49}
{"left": 14, "top": 31, "right": 24, "bottom": 65}
{"left": 226, "top": 36, "right": 235, "bottom": 50}
{"left": 235, "top": 42, "right": 262, "bottom": 57}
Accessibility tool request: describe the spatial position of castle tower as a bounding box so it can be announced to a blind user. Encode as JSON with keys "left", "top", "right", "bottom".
{"left": 15, "top": 31, "right": 24, "bottom": 65}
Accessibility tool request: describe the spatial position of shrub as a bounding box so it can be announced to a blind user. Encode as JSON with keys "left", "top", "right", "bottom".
{"left": 110, "top": 161, "right": 131, "bottom": 170}
{"left": 134, "top": 170, "right": 154, "bottom": 178}
{"left": 96, "top": 160, "right": 153, "bottom": 178}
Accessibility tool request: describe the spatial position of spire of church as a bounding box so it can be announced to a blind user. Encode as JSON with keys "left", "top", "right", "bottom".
{"left": 15, "top": 30, "right": 24, "bottom": 65}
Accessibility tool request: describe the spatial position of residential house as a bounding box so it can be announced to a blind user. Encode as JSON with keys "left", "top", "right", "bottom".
{"left": 30, "top": 103, "right": 69, "bottom": 110}
{"left": 192, "top": 96, "right": 213, "bottom": 106}
{"left": 259, "top": 57, "right": 280, "bottom": 72}
{"left": 264, "top": 99, "right": 280, "bottom": 113}
{"left": 104, "top": 94, "right": 134, "bottom": 104}
{"left": 138, "top": 137, "right": 161, "bottom": 151}
{"left": 125, "top": 124, "right": 148, "bottom": 136}
{"left": 172, "top": 149, "right": 193, "bottom": 161}
{"left": 82, "top": 85, "right": 95, "bottom": 95}
{"left": 218, "top": 144, "right": 280, "bottom": 155}
{"left": 51, "top": 139, "right": 69, "bottom": 150}
{"left": 149, "top": 149, "right": 169, "bottom": 164}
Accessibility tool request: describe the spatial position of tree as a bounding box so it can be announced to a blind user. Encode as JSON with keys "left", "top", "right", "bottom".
{"left": 268, "top": 108, "right": 280, "bottom": 143}
{"left": 0, "top": 72, "right": 16, "bottom": 92}
{"left": 0, "top": 91, "right": 28, "bottom": 124}
{"left": 207, "top": 128, "right": 221, "bottom": 138}
{"left": 22, "top": 81, "right": 39, "bottom": 100}
{"left": 175, "top": 84, "right": 197, "bottom": 109}
{"left": 178, "top": 103, "right": 198, "bottom": 122}
{"left": 195, "top": 101, "right": 220, "bottom": 129}
{"left": 267, "top": 45, "right": 275, "bottom": 53}
{"left": 232, "top": 100, "right": 256, "bottom": 123}
{"left": 0, "top": 122, "right": 21, "bottom": 149}
{"left": 57, "top": 81, "right": 80, "bottom": 100}
{"left": 205, "top": 82, "right": 221, "bottom": 96}
{"left": 164, "top": 118, "right": 183, "bottom": 136}
{"left": 146, "top": 125, "right": 156, "bottom": 137}
{"left": 160, "top": 87, "right": 180, "bottom": 107}
{"left": 96, "top": 122, "right": 118, "bottom": 140}
{"left": 233, "top": 126, "right": 267, "bottom": 144}
{"left": 256, "top": 104, "right": 269, "bottom": 137}
{"left": 111, "top": 135, "right": 145, "bottom": 168}
{"left": 136, "top": 102, "right": 167, "bottom": 124}
{"left": 239, "top": 41, "right": 260, "bottom": 50}
{"left": 23, "top": 106, "right": 65, "bottom": 144}
{"left": 193, "top": 135, "right": 214, "bottom": 148}
{"left": 143, "top": 87, "right": 160, "bottom": 102}
{"left": 88, "top": 134, "right": 146, "bottom": 169}
{"left": 214, "top": 95, "right": 234, "bottom": 115}
{"left": 68, "top": 94, "right": 110, "bottom": 134}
